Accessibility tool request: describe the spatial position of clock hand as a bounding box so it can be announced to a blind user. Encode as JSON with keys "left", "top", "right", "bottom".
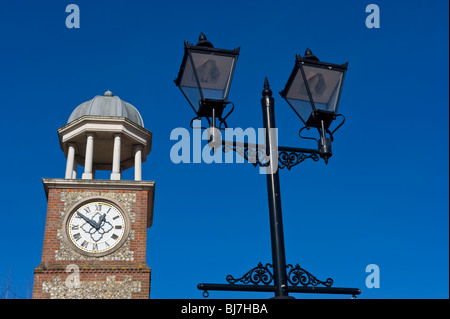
{"left": 77, "top": 212, "right": 98, "bottom": 229}
{"left": 97, "top": 214, "right": 106, "bottom": 229}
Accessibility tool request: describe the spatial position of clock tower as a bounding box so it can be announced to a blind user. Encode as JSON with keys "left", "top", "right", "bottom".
{"left": 33, "top": 91, "right": 155, "bottom": 299}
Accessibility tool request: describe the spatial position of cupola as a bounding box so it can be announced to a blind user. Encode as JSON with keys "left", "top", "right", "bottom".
{"left": 58, "top": 91, "right": 152, "bottom": 181}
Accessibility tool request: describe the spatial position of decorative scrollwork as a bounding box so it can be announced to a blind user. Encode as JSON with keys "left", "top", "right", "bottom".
{"left": 225, "top": 262, "right": 333, "bottom": 288}
{"left": 278, "top": 151, "right": 319, "bottom": 170}
{"left": 286, "top": 264, "right": 333, "bottom": 287}
{"left": 222, "top": 142, "right": 270, "bottom": 167}
{"left": 226, "top": 262, "right": 274, "bottom": 285}
{"left": 221, "top": 141, "right": 319, "bottom": 170}
{"left": 199, "top": 262, "right": 337, "bottom": 297}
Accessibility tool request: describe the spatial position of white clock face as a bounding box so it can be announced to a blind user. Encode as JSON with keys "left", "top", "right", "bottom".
{"left": 66, "top": 201, "right": 128, "bottom": 255}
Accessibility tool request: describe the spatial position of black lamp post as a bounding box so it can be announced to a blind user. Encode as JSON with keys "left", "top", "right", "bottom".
{"left": 175, "top": 33, "right": 360, "bottom": 299}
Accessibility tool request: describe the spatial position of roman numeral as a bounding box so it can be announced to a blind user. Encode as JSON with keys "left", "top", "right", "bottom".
{"left": 72, "top": 225, "right": 79, "bottom": 231}
{"left": 81, "top": 240, "right": 89, "bottom": 248}
{"left": 111, "top": 234, "right": 118, "bottom": 240}
{"left": 115, "top": 225, "right": 122, "bottom": 229}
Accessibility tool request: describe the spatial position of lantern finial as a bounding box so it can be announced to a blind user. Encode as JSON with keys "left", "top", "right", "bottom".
{"left": 196, "top": 33, "right": 214, "bottom": 48}
{"left": 304, "top": 48, "right": 319, "bottom": 61}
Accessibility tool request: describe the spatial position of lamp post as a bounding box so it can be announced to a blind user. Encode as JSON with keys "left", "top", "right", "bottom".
{"left": 175, "top": 33, "right": 359, "bottom": 298}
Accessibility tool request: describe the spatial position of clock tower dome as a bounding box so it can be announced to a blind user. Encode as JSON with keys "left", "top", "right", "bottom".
{"left": 33, "top": 91, "right": 155, "bottom": 299}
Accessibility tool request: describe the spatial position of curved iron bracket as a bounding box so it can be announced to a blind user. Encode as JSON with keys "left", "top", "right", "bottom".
{"left": 190, "top": 102, "right": 235, "bottom": 131}
{"left": 221, "top": 141, "right": 320, "bottom": 170}
{"left": 327, "top": 114, "right": 345, "bottom": 142}
{"left": 299, "top": 126, "right": 319, "bottom": 142}
{"left": 218, "top": 102, "right": 235, "bottom": 130}
{"left": 189, "top": 116, "right": 209, "bottom": 130}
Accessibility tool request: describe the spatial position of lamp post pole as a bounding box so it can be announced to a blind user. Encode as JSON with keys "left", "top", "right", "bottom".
{"left": 261, "top": 78, "right": 289, "bottom": 298}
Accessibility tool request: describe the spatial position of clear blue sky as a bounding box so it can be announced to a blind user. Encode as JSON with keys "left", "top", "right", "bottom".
{"left": 0, "top": 0, "right": 448, "bottom": 299}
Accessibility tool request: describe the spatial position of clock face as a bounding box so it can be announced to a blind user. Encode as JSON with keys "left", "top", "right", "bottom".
{"left": 66, "top": 200, "right": 129, "bottom": 256}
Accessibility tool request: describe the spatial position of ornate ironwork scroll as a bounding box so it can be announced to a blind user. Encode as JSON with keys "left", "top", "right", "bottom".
{"left": 278, "top": 151, "right": 319, "bottom": 170}
{"left": 221, "top": 141, "right": 319, "bottom": 169}
{"left": 224, "top": 262, "right": 333, "bottom": 288}
{"left": 286, "top": 264, "right": 333, "bottom": 287}
{"left": 226, "top": 262, "right": 274, "bottom": 285}
{"left": 222, "top": 142, "right": 270, "bottom": 167}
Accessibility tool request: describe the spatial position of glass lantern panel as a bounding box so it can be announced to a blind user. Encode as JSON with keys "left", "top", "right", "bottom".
{"left": 303, "top": 65, "right": 343, "bottom": 113}
{"left": 179, "top": 86, "right": 202, "bottom": 113}
{"left": 286, "top": 65, "right": 344, "bottom": 122}
{"left": 286, "top": 95, "right": 313, "bottom": 125}
{"left": 178, "top": 55, "right": 202, "bottom": 113}
{"left": 189, "top": 52, "right": 236, "bottom": 100}
{"left": 285, "top": 68, "right": 312, "bottom": 123}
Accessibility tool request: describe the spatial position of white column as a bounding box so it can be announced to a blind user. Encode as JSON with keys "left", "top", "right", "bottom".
{"left": 72, "top": 157, "right": 77, "bottom": 179}
{"left": 111, "top": 133, "right": 122, "bottom": 180}
{"left": 82, "top": 133, "right": 95, "bottom": 179}
{"left": 65, "top": 142, "right": 76, "bottom": 179}
{"left": 134, "top": 145, "right": 142, "bottom": 181}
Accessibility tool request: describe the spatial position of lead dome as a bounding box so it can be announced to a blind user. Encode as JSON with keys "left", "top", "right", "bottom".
{"left": 67, "top": 90, "right": 144, "bottom": 127}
